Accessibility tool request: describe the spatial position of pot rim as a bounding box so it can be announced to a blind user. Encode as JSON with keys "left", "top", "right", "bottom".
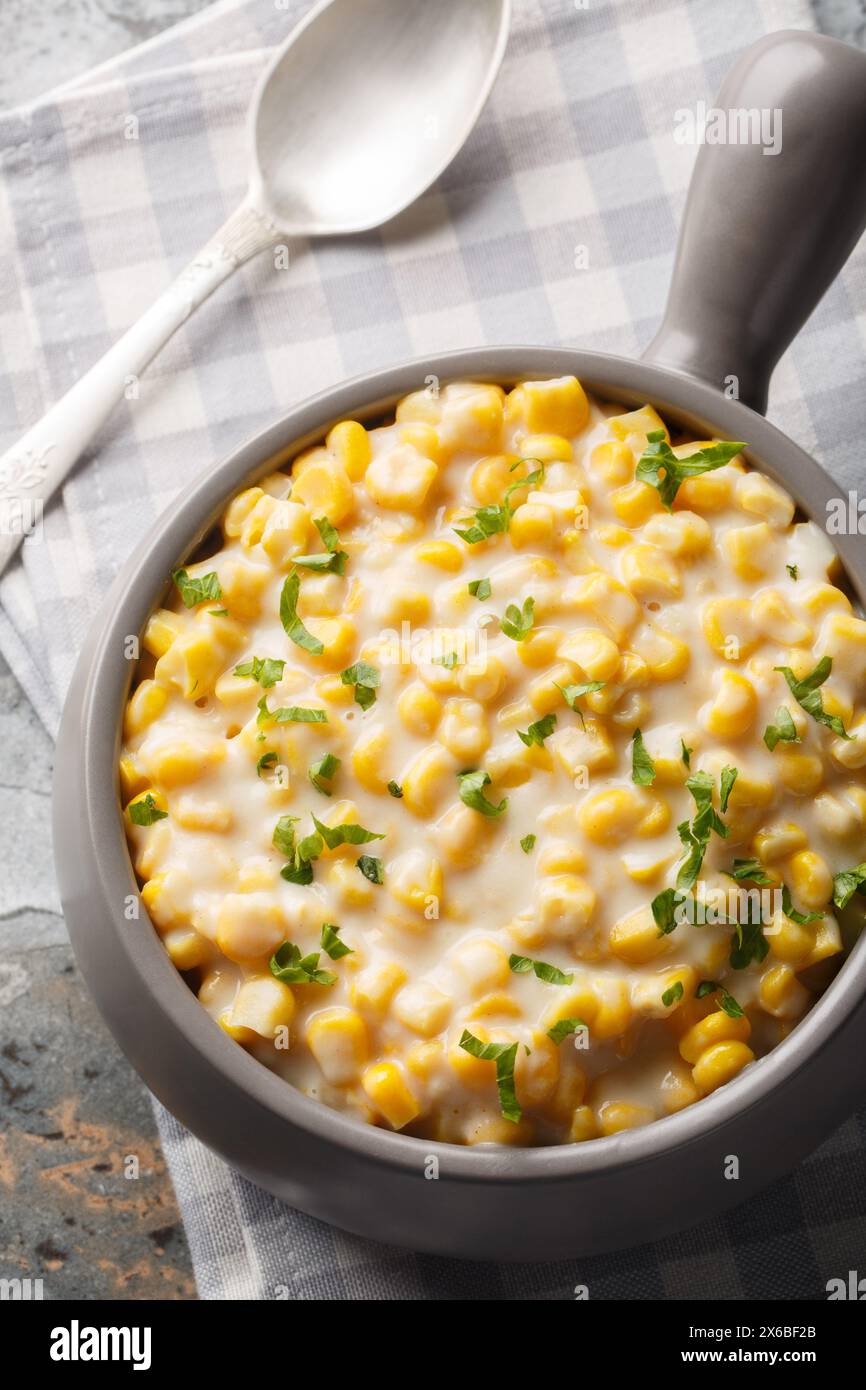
{"left": 66, "top": 343, "right": 866, "bottom": 1184}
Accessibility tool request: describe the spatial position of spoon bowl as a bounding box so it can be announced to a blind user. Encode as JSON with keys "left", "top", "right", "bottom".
{"left": 251, "top": 0, "right": 512, "bottom": 235}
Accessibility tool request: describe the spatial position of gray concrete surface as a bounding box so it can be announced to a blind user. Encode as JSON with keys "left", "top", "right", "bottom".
{"left": 0, "top": 0, "right": 864, "bottom": 1302}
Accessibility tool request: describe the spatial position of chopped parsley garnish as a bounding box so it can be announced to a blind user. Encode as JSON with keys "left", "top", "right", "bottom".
{"left": 631, "top": 728, "right": 656, "bottom": 786}
{"left": 468, "top": 578, "right": 491, "bottom": 601}
{"left": 256, "top": 751, "right": 278, "bottom": 777}
{"left": 320, "top": 922, "right": 353, "bottom": 960}
{"left": 340, "top": 660, "right": 380, "bottom": 710}
{"left": 234, "top": 656, "right": 285, "bottom": 689}
{"left": 661, "top": 981, "right": 684, "bottom": 1008}
{"left": 719, "top": 766, "right": 738, "bottom": 813}
{"left": 763, "top": 705, "right": 800, "bottom": 751}
{"left": 458, "top": 1029, "right": 520, "bottom": 1123}
{"left": 547, "top": 1017, "right": 586, "bottom": 1045}
{"left": 730, "top": 918, "right": 769, "bottom": 970}
{"left": 500, "top": 595, "right": 535, "bottom": 642}
{"left": 433, "top": 651, "right": 459, "bottom": 669}
{"left": 833, "top": 862, "right": 866, "bottom": 911}
{"left": 520, "top": 834, "right": 536, "bottom": 854}
{"left": 312, "top": 815, "right": 384, "bottom": 850}
{"left": 635, "top": 431, "right": 746, "bottom": 510}
{"left": 774, "top": 657, "right": 849, "bottom": 738}
{"left": 357, "top": 854, "right": 384, "bottom": 884}
{"left": 273, "top": 815, "right": 319, "bottom": 885}
{"left": 651, "top": 887, "right": 685, "bottom": 936}
{"left": 781, "top": 884, "right": 822, "bottom": 926}
{"left": 557, "top": 680, "right": 606, "bottom": 728}
{"left": 256, "top": 695, "right": 327, "bottom": 725}
{"left": 518, "top": 713, "right": 556, "bottom": 748}
{"left": 681, "top": 738, "right": 692, "bottom": 768}
{"left": 272, "top": 814, "right": 300, "bottom": 857}
{"left": 452, "top": 463, "right": 544, "bottom": 546}
{"left": 279, "top": 572, "right": 324, "bottom": 654}
{"left": 129, "top": 793, "right": 167, "bottom": 826}
{"left": 269, "top": 941, "right": 335, "bottom": 987}
{"left": 509, "top": 953, "right": 573, "bottom": 985}
{"left": 786, "top": 564, "right": 799, "bottom": 580}
{"left": 696, "top": 980, "right": 744, "bottom": 1018}
{"left": 457, "top": 769, "right": 508, "bottom": 818}
{"left": 675, "top": 770, "right": 731, "bottom": 891}
{"left": 387, "top": 780, "right": 404, "bottom": 799}
{"left": 171, "top": 567, "right": 222, "bottom": 608}
{"left": 309, "top": 752, "right": 341, "bottom": 795}
{"left": 723, "top": 858, "right": 776, "bottom": 886}
{"left": 292, "top": 517, "right": 347, "bottom": 574}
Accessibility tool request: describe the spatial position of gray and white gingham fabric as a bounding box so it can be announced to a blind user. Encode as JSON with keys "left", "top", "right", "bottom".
{"left": 2, "top": 0, "right": 865, "bottom": 1298}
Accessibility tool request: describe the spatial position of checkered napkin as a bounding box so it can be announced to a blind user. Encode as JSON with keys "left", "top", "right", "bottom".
{"left": 2, "top": 0, "right": 865, "bottom": 1299}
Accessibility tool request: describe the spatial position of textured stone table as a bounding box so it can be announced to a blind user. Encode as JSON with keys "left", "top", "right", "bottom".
{"left": 0, "top": 0, "right": 864, "bottom": 1302}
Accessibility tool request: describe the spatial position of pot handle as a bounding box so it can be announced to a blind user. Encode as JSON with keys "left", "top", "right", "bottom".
{"left": 642, "top": 30, "right": 866, "bottom": 415}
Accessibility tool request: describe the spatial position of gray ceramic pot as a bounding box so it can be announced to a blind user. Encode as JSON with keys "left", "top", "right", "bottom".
{"left": 55, "top": 31, "right": 866, "bottom": 1259}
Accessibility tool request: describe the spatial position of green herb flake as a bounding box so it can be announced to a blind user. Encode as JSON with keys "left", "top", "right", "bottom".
{"left": 651, "top": 887, "right": 685, "bottom": 936}
{"left": 781, "top": 884, "right": 823, "bottom": 926}
{"left": 635, "top": 431, "right": 746, "bottom": 510}
{"left": 457, "top": 769, "right": 508, "bottom": 818}
{"left": 433, "top": 652, "right": 460, "bottom": 670}
{"left": 312, "top": 814, "right": 384, "bottom": 850}
{"left": 661, "top": 981, "right": 684, "bottom": 1008}
{"left": 234, "top": 655, "right": 286, "bottom": 689}
{"left": 723, "top": 858, "right": 777, "bottom": 886}
{"left": 387, "top": 780, "right": 404, "bottom": 799}
{"left": 833, "top": 862, "right": 866, "bottom": 911}
{"left": 279, "top": 572, "right": 324, "bottom": 655}
{"left": 547, "top": 1017, "right": 586, "bottom": 1046}
{"left": 557, "top": 680, "right": 606, "bottom": 728}
{"left": 292, "top": 518, "right": 348, "bottom": 575}
{"left": 763, "top": 705, "right": 801, "bottom": 752}
{"left": 774, "top": 656, "right": 850, "bottom": 739}
{"left": 719, "top": 766, "right": 738, "bottom": 813}
{"left": 680, "top": 738, "right": 692, "bottom": 768}
{"left": 786, "top": 564, "right": 799, "bottom": 581}
{"left": 269, "top": 941, "right": 336, "bottom": 987}
{"left": 357, "top": 854, "right": 384, "bottom": 884}
{"left": 309, "top": 752, "right": 341, "bottom": 795}
{"left": 458, "top": 1029, "right": 521, "bottom": 1123}
{"left": 256, "top": 751, "right": 278, "bottom": 778}
{"left": 468, "top": 578, "right": 491, "bottom": 601}
{"left": 508, "top": 953, "right": 573, "bottom": 986}
{"left": 257, "top": 695, "right": 327, "bottom": 726}
{"left": 631, "top": 728, "right": 656, "bottom": 786}
{"left": 730, "top": 918, "right": 769, "bottom": 970}
{"left": 500, "top": 595, "right": 535, "bottom": 642}
{"left": 171, "top": 567, "right": 222, "bottom": 608}
{"left": 517, "top": 713, "right": 556, "bottom": 748}
{"left": 520, "top": 834, "right": 536, "bottom": 855}
{"left": 129, "top": 793, "right": 168, "bottom": 826}
{"left": 320, "top": 922, "right": 353, "bottom": 960}
{"left": 453, "top": 504, "right": 511, "bottom": 546}
{"left": 340, "top": 660, "right": 380, "bottom": 711}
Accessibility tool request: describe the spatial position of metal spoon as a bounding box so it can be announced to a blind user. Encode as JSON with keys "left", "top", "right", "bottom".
{"left": 0, "top": 0, "right": 511, "bottom": 574}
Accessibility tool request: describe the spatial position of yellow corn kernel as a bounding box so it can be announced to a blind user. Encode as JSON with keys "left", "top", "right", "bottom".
{"left": 767, "top": 909, "right": 814, "bottom": 964}
{"left": 577, "top": 787, "right": 660, "bottom": 846}
{"left": 393, "top": 981, "right": 452, "bottom": 1037}
{"left": 469, "top": 453, "right": 522, "bottom": 506}
{"left": 307, "top": 1008, "right": 369, "bottom": 1085}
{"left": 570, "top": 1105, "right": 599, "bottom": 1142}
{"left": 396, "top": 387, "right": 441, "bottom": 425}
{"left": 516, "top": 874, "right": 596, "bottom": 947}
{"left": 143, "top": 609, "right": 183, "bottom": 659}
{"left": 631, "top": 623, "right": 690, "bottom": 681}
{"left": 775, "top": 749, "right": 824, "bottom": 795}
{"left": 520, "top": 432, "right": 573, "bottom": 462}
{"left": 753, "top": 589, "right": 812, "bottom": 645}
{"left": 218, "top": 557, "right": 271, "bottom": 622}
{"left": 633, "top": 965, "right": 697, "bottom": 1019}
{"left": 607, "top": 404, "right": 668, "bottom": 451}
{"left": 258, "top": 471, "right": 291, "bottom": 498}
{"left": 224, "top": 486, "right": 265, "bottom": 538}
{"left": 556, "top": 628, "right": 621, "bottom": 681}
{"left": 239, "top": 493, "right": 277, "bottom": 548}
{"left": 292, "top": 458, "right": 355, "bottom": 525}
{"left": 643, "top": 510, "right": 711, "bottom": 557}
{"left": 759, "top": 964, "right": 811, "bottom": 1020}
{"left": 232, "top": 977, "right": 295, "bottom": 1039}
{"left": 119, "top": 755, "right": 148, "bottom": 800}
{"left": 660, "top": 1064, "right": 701, "bottom": 1114}
{"left": 509, "top": 502, "right": 555, "bottom": 549}
{"left": 124, "top": 679, "right": 168, "bottom": 737}
{"left": 218, "top": 1012, "right": 257, "bottom": 1046}
{"left": 751, "top": 822, "right": 807, "bottom": 864}
{"left": 388, "top": 847, "right": 443, "bottom": 915}
{"left": 702, "top": 669, "right": 757, "bottom": 738}
{"left": 701, "top": 597, "right": 760, "bottom": 661}
{"left": 397, "top": 681, "right": 442, "bottom": 736}
{"left": 459, "top": 654, "right": 507, "bottom": 704}
{"left": 597, "top": 1100, "right": 655, "bottom": 1135}
{"left": 398, "top": 422, "right": 443, "bottom": 464}
{"left": 608, "top": 905, "right": 671, "bottom": 965}
{"left": 786, "top": 848, "right": 832, "bottom": 910}
{"left": 260, "top": 500, "right": 311, "bottom": 567}
{"left": 611, "top": 480, "right": 664, "bottom": 526}
{"left": 174, "top": 796, "right": 233, "bottom": 833}
{"left": 440, "top": 384, "right": 504, "bottom": 453}
{"left": 514, "top": 1031, "right": 559, "bottom": 1105}
{"left": 302, "top": 614, "right": 357, "bottom": 669}
{"left": 692, "top": 1040, "right": 755, "bottom": 1095}
{"left": 162, "top": 926, "right": 207, "bottom": 972}
{"left": 735, "top": 471, "right": 794, "bottom": 528}
{"left": 315, "top": 673, "right": 355, "bottom": 707}
{"left": 821, "top": 611, "right": 866, "bottom": 682}
{"left": 215, "top": 895, "right": 286, "bottom": 963}
{"left": 589, "top": 440, "right": 633, "bottom": 486}
{"left": 351, "top": 725, "right": 391, "bottom": 794}
{"left": 365, "top": 444, "right": 438, "bottom": 511}
{"left": 485, "top": 735, "right": 550, "bottom": 789}
{"left": 803, "top": 915, "right": 842, "bottom": 968}
{"left": 451, "top": 937, "right": 511, "bottom": 992}
{"left": 801, "top": 582, "right": 852, "bottom": 620}
{"left": 678, "top": 1010, "right": 751, "bottom": 1065}
{"left": 327, "top": 857, "right": 374, "bottom": 908}
{"left": 674, "top": 466, "right": 735, "bottom": 513}
{"left": 415, "top": 540, "right": 463, "bottom": 572}
{"left": 437, "top": 697, "right": 490, "bottom": 763}
{"left": 517, "top": 626, "right": 563, "bottom": 669}
{"left": 620, "top": 543, "right": 682, "bottom": 600}
{"left": 521, "top": 375, "right": 589, "bottom": 436}
{"left": 400, "top": 743, "right": 455, "bottom": 817}
{"left": 362, "top": 1061, "right": 419, "bottom": 1129}
{"left": 563, "top": 573, "right": 641, "bottom": 644}
{"left": 722, "top": 522, "right": 774, "bottom": 581}
{"left": 155, "top": 613, "right": 246, "bottom": 699}
{"left": 433, "top": 801, "right": 493, "bottom": 868}
{"left": 405, "top": 1039, "right": 445, "bottom": 1083}
{"left": 295, "top": 572, "right": 346, "bottom": 618}
{"left": 550, "top": 721, "right": 616, "bottom": 778}
{"left": 379, "top": 588, "right": 431, "bottom": 626}
{"left": 350, "top": 961, "right": 407, "bottom": 1017}
{"left": 595, "top": 524, "right": 631, "bottom": 548}
{"left": 522, "top": 662, "right": 571, "bottom": 717}
{"left": 147, "top": 738, "right": 225, "bottom": 789}
{"left": 327, "top": 420, "right": 371, "bottom": 481}
{"left": 448, "top": 1023, "right": 500, "bottom": 1087}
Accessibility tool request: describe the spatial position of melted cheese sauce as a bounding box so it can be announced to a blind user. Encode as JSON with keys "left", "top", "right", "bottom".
{"left": 120, "top": 377, "right": 866, "bottom": 1146}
